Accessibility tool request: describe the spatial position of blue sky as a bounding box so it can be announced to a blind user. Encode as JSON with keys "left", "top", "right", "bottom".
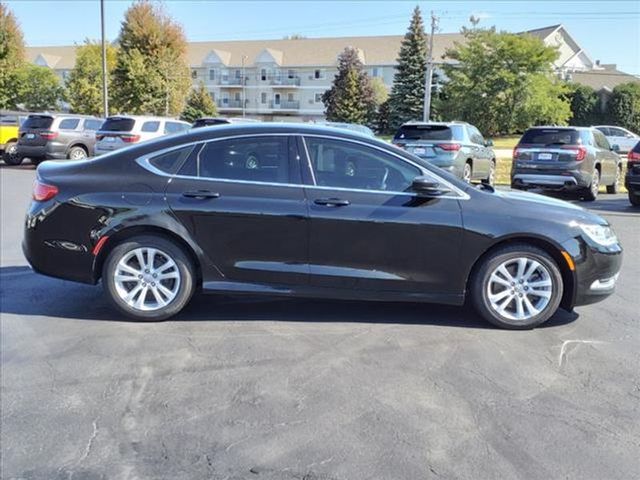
{"left": 7, "top": 0, "right": 640, "bottom": 74}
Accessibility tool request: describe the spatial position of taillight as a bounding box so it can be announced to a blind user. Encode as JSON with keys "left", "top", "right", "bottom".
{"left": 40, "top": 130, "right": 59, "bottom": 140}
{"left": 435, "top": 143, "right": 461, "bottom": 151}
{"left": 561, "top": 145, "right": 587, "bottom": 161}
{"left": 96, "top": 134, "right": 104, "bottom": 141}
{"left": 512, "top": 146, "right": 521, "bottom": 160}
{"left": 392, "top": 142, "right": 403, "bottom": 148}
{"left": 120, "top": 134, "right": 141, "bottom": 143}
{"left": 32, "top": 180, "right": 58, "bottom": 202}
{"left": 628, "top": 150, "right": 640, "bottom": 162}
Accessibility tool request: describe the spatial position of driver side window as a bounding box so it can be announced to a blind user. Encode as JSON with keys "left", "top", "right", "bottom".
{"left": 304, "top": 137, "right": 420, "bottom": 192}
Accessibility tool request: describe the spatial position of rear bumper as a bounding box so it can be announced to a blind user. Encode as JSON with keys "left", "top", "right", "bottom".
{"left": 511, "top": 170, "right": 591, "bottom": 190}
{"left": 625, "top": 173, "right": 640, "bottom": 193}
{"left": 16, "top": 144, "right": 67, "bottom": 160}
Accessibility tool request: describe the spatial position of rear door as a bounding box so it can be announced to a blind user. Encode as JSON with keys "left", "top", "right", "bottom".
{"left": 56, "top": 117, "right": 82, "bottom": 153}
{"left": 467, "top": 125, "right": 490, "bottom": 178}
{"left": 165, "top": 134, "right": 309, "bottom": 286}
{"left": 593, "top": 129, "right": 617, "bottom": 184}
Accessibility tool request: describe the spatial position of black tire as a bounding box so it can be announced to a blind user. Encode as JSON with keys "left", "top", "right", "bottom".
{"left": 102, "top": 235, "right": 196, "bottom": 321}
{"left": 581, "top": 168, "right": 600, "bottom": 202}
{"left": 2, "top": 142, "right": 22, "bottom": 165}
{"left": 68, "top": 145, "right": 88, "bottom": 160}
{"left": 482, "top": 159, "right": 496, "bottom": 186}
{"left": 629, "top": 191, "right": 640, "bottom": 207}
{"left": 470, "top": 244, "right": 564, "bottom": 329}
{"left": 31, "top": 158, "right": 44, "bottom": 167}
{"left": 606, "top": 165, "right": 622, "bottom": 194}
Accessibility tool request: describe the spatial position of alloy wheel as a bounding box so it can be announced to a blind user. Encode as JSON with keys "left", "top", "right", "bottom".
{"left": 486, "top": 257, "right": 553, "bottom": 321}
{"left": 463, "top": 163, "right": 472, "bottom": 183}
{"left": 591, "top": 169, "right": 600, "bottom": 198}
{"left": 113, "top": 247, "right": 181, "bottom": 311}
{"left": 70, "top": 148, "right": 87, "bottom": 160}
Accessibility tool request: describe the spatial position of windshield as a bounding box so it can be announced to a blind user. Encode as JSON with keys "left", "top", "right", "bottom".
{"left": 100, "top": 117, "right": 135, "bottom": 132}
{"left": 21, "top": 116, "right": 54, "bottom": 130}
{"left": 519, "top": 128, "right": 581, "bottom": 146}
{"left": 394, "top": 125, "right": 453, "bottom": 141}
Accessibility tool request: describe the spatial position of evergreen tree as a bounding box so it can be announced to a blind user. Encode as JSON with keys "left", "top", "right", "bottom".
{"left": 387, "top": 6, "right": 427, "bottom": 129}
{"left": 0, "top": 2, "right": 26, "bottom": 109}
{"left": 66, "top": 40, "right": 118, "bottom": 116}
{"left": 566, "top": 83, "right": 601, "bottom": 126}
{"left": 322, "top": 46, "right": 376, "bottom": 125}
{"left": 13, "top": 64, "right": 64, "bottom": 111}
{"left": 181, "top": 82, "right": 217, "bottom": 122}
{"left": 607, "top": 82, "right": 640, "bottom": 133}
{"left": 112, "top": 0, "right": 191, "bottom": 116}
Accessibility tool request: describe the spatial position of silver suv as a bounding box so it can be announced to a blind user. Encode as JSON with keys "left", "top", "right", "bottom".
{"left": 393, "top": 121, "right": 496, "bottom": 184}
{"left": 511, "top": 126, "right": 622, "bottom": 201}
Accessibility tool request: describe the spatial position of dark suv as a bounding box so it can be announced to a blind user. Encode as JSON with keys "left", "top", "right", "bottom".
{"left": 16, "top": 114, "right": 103, "bottom": 165}
{"left": 393, "top": 122, "right": 496, "bottom": 185}
{"left": 511, "top": 127, "right": 622, "bottom": 201}
{"left": 625, "top": 140, "right": 640, "bottom": 206}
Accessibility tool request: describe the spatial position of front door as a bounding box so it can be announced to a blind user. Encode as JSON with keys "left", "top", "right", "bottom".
{"left": 300, "top": 135, "right": 464, "bottom": 297}
{"left": 165, "top": 135, "right": 309, "bottom": 286}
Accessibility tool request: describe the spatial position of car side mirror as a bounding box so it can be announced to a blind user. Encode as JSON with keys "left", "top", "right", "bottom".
{"left": 611, "top": 144, "right": 620, "bottom": 152}
{"left": 412, "top": 176, "right": 451, "bottom": 196}
{"left": 484, "top": 139, "right": 494, "bottom": 147}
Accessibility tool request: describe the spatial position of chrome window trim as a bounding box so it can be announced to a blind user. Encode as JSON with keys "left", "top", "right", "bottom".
{"left": 135, "top": 132, "right": 470, "bottom": 200}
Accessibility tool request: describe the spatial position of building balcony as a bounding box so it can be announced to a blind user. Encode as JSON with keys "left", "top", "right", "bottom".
{"left": 217, "top": 99, "right": 244, "bottom": 109}
{"left": 215, "top": 77, "right": 246, "bottom": 86}
{"left": 269, "top": 77, "right": 301, "bottom": 87}
{"left": 269, "top": 100, "right": 300, "bottom": 110}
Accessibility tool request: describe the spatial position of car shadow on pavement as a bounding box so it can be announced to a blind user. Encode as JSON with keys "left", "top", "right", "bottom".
{"left": 0, "top": 162, "right": 36, "bottom": 170}
{"left": 0, "top": 266, "right": 578, "bottom": 329}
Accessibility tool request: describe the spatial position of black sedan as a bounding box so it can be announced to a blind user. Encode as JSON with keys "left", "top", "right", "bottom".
{"left": 23, "top": 124, "right": 622, "bottom": 329}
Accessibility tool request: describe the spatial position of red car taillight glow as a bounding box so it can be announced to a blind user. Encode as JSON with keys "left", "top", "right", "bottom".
{"left": 39, "top": 131, "right": 59, "bottom": 140}
{"left": 561, "top": 145, "right": 587, "bottom": 161}
{"left": 32, "top": 180, "right": 58, "bottom": 202}
{"left": 512, "top": 146, "right": 522, "bottom": 160}
{"left": 435, "top": 143, "right": 461, "bottom": 151}
{"left": 120, "top": 134, "right": 141, "bottom": 143}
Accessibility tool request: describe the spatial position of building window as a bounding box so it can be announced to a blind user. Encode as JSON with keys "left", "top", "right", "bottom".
{"left": 192, "top": 70, "right": 198, "bottom": 79}
{"left": 209, "top": 69, "right": 215, "bottom": 81}
{"left": 261, "top": 92, "right": 267, "bottom": 104}
{"left": 371, "top": 67, "right": 381, "bottom": 77}
{"left": 235, "top": 69, "right": 242, "bottom": 79}
{"left": 287, "top": 93, "right": 294, "bottom": 102}
{"left": 234, "top": 92, "right": 241, "bottom": 101}
{"left": 314, "top": 69, "right": 323, "bottom": 79}
{"left": 314, "top": 93, "right": 323, "bottom": 103}
{"left": 261, "top": 68, "right": 267, "bottom": 81}
{"left": 209, "top": 91, "right": 215, "bottom": 101}
{"left": 288, "top": 69, "right": 296, "bottom": 79}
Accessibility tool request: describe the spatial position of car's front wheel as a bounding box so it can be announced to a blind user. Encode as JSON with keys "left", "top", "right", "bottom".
{"left": 606, "top": 165, "right": 622, "bottom": 194}
{"left": 581, "top": 168, "right": 600, "bottom": 201}
{"left": 482, "top": 159, "right": 496, "bottom": 186}
{"left": 102, "top": 235, "right": 195, "bottom": 321}
{"left": 68, "top": 145, "right": 87, "bottom": 160}
{"left": 471, "top": 244, "right": 564, "bottom": 329}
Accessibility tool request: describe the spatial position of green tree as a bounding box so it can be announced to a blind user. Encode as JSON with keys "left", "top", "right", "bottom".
{"left": 566, "top": 83, "right": 601, "bottom": 126}
{"left": 387, "top": 6, "right": 427, "bottom": 130}
{"left": 66, "top": 40, "right": 118, "bottom": 116}
{"left": 606, "top": 82, "right": 640, "bottom": 132}
{"left": 112, "top": 0, "right": 191, "bottom": 116}
{"left": 0, "top": 1, "right": 26, "bottom": 108}
{"left": 322, "top": 46, "right": 376, "bottom": 125}
{"left": 441, "top": 28, "right": 570, "bottom": 135}
{"left": 13, "top": 64, "right": 64, "bottom": 110}
{"left": 181, "top": 82, "right": 217, "bottom": 122}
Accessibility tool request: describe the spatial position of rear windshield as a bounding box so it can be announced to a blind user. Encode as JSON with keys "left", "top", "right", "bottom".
{"left": 192, "top": 119, "right": 227, "bottom": 128}
{"left": 22, "top": 116, "right": 53, "bottom": 130}
{"left": 519, "top": 129, "right": 581, "bottom": 146}
{"left": 0, "top": 115, "right": 18, "bottom": 125}
{"left": 100, "top": 117, "right": 135, "bottom": 132}
{"left": 394, "top": 125, "right": 452, "bottom": 141}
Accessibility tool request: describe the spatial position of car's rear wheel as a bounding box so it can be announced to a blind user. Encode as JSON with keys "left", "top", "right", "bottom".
{"left": 2, "top": 142, "right": 22, "bottom": 165}
{"left": 482, "top": 159, "right": 496, "bottom": 186}
{"left": 471, "top": 244, "right": 563, "bottom": 329}
{"left": 606, "top": 165, "right": 621, "bottom": 194}
{"left": 68, "top": 145, "right": 87, "bottom": 160}
{"left": 582, "top": 168, "right": 600, "bottom": 201}
{"left": 463, "top": 162, "right": 472, "bottom": 183}
{"left": 102, "top": 235, "right": 195, "bottom": 321}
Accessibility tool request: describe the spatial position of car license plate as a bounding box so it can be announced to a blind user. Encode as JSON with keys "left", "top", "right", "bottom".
{"left": 26, "top": 133, "right": 35, "bottom": 139}
{"left": 412, "top": 147, "right": 426, "bottom": 155}
{"left": 538, "top": 152, "right": 553, "bottom": 160}
{"left": 105, "top": 136, "right": 116, "bottom": 142}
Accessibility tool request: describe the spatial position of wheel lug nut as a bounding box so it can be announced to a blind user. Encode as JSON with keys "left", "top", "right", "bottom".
{"left": 153, "top": 273, "right": 157, "bottom": 278}
{"left": 138, "top": 274, "right": 142, "bottom": 279}
{"left": 151, "top": 282, "right": 155, "bottom": 287}
{"left": 145, "top": 269, "right": 149, "bottom": 273}
{"left": 142, "top": 282, "right": 146, "bottom": 286}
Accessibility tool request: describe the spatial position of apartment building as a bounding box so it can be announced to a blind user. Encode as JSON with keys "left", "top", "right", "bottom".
{"left": 26, "top": 25, "right": 633, "bottom": 121}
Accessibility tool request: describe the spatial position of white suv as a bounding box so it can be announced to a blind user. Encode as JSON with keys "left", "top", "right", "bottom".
{"left": 95, "top": 115, "right": 190, "bottom": 155}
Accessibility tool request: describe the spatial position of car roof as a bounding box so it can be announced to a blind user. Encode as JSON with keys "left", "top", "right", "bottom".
{"left": 26, "top": 113, "right": 98, "bottom": 119}
{"left": 400, "top": 121, "right": 469, "bottom": 127}
{"left": 107, "top": 115, "right": 189, "bottom": 123}
{"left": 525, "top": 125, "right": 590, "bottom": 130}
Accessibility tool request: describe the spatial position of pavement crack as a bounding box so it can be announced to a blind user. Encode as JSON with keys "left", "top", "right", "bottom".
{"left": 78, "top": 418, "right": 99, "bottom": 464}
{"left": 558, "top": 339, "right": 606, "bottom": 368}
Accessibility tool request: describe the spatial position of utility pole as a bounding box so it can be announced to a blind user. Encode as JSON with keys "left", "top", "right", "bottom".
{"left": 241, "top": 55, "right": 248, "bottom": 117}
{"left": 423, "top": 11, "right": 438, "bottom": 122}
{"left": 100, "top": 0, "right": 109, "bottom": 117}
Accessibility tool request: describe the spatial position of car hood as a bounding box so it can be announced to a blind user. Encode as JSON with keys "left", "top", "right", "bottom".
{"left": 492, "top": 189, "right": 608, "bottom": 225}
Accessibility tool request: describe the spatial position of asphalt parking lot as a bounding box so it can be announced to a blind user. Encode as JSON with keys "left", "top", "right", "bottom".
{"left": 1, "top": 163, "right": 639, "bottom": 480}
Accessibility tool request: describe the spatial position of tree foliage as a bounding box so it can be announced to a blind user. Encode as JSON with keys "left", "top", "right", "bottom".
{"left": 606, "top": 82, "right": 640, "bottom": 133}
{"left": 66, "top": 40, "right": 118, "bottom": 116}
{"left": 0, "top": 1, "right": 26, "bottom": 108}
{"left": 440, "top": 28, "right": 571, "bottom": 135}
{"left": 181, "top": 82, "right": 217, "bottom": 122}
{"left": 322, "top": 46, "right": 376, "bottom": 125}
{"left": 566, "top": 83, "right": 601, "bottom": 126}
{"left": 387, "top": 7, "right": 427, "bottom": 130}
{"left": 112, "top": 0, "right": 191, "bottom": 116}
{"left": 13, "top": 64, "right": 64, "bottom": 110}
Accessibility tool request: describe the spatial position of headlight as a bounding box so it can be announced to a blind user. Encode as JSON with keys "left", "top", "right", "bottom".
{"left": 574, "top": 222, "right": 618, "bottom": 247}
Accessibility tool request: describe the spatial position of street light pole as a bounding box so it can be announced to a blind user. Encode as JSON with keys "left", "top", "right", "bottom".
{"left": 241, "top": 55, "right": 248, "bottom": 117}
{"left": 423, "top": 11, "right": 438, "bottom": 123}
{"left": 100, "top": 0, "right": 109, "bottom": 117}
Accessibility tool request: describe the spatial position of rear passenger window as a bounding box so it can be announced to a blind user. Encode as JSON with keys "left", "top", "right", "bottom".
{"left": 594, "top": 131, "right": 610, "bottom": 150}
{"left": 141, "top": 121, "right": 160, "bottom": 133}
{"left": 192, "top": 137, "right": 290, "bottom": 184}
{"left": 164, "top": 122, "right": 188, "bottom": 134}
{"left": 149, "top": 145, "right": 196, "bottom": 174}
{"left": 58, "top": 118, "right": 80, "bottom": 130}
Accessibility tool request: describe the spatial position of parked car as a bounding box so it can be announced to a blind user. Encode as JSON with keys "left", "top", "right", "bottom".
{"left": 625, "top": 140, "right": 640, "bottom": 206}
{"left": 511, "top": 126, "right": 622, "bottom": 201}
{"left": 192, "top": 117, "right": 260, "bottom": 128}
{"left": 23, "top": 124, "right": 622, "bottom": 329}
{"left": 95, "top": 115, "right": 190, "bottom": 155}
{"left": 15, "top": 113, "right": 103, "bottom": 165}
{"left": 594, "top": 125, "right": 639, "bottom": 154}
{"left": 392, "top": 121, "right": 496, "bottom": 185}
{"left": 0, "top": 110, "right": 32, "bottom": 165}
{"left": 314, "top": 121, "right": 375, "bottom": 137}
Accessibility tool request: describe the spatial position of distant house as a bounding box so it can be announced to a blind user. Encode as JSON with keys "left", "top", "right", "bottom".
{"left": 25, "top": 24, "right": 638, "bottom": 120}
